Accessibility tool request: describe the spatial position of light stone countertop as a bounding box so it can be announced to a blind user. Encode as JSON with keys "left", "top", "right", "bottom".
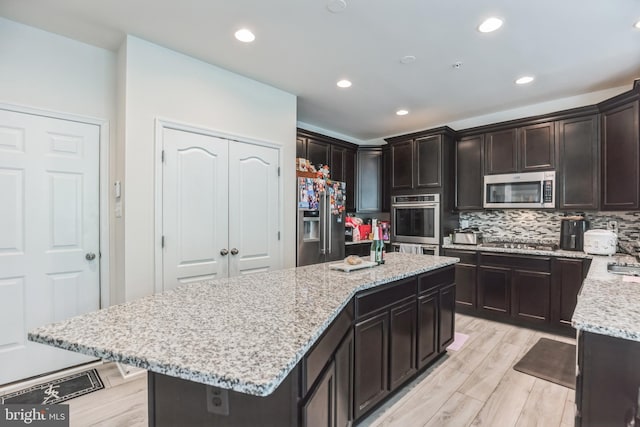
{"left": 28, "top": 253, "right": 459, "bottom": 397}
{"left": 441, "top": 242, "right": 640, "bottom": 342}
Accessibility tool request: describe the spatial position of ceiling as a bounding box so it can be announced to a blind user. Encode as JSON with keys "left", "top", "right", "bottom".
{"left": 1, "top": 0, "right": 639, "bottom": 143}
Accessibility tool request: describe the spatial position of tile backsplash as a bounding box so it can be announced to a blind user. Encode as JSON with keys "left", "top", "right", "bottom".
{"left": 459, "top": 210, "right": 640, "bottom": 252}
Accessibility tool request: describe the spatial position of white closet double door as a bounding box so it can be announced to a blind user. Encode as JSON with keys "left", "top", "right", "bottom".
{"left": 162, "top": 127, "right": 281, "bottom": 291}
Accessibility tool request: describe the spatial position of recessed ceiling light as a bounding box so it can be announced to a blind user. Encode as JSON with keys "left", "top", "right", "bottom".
{"left": 336, "top": 79, "right": 352, "bottom": 88}
{"left": 634, "top": 20, "right": 640, "bottom": 29}
{"left": 396, "top": 109, "right": 409, "bottom": 116}
{"left": 478, "top": 17, "right": 503, "bottom": 33}
{"left": 400, "top": 55, "right": 416, "bottom": 64}
{"left": 515, "top": 76, "right": 535, "bottom": 85}
{"left": 327, "top": 0, "right": 347, "bottom": 13}
{"left": 234, "top": 29, "right": 255, "bottom": 43}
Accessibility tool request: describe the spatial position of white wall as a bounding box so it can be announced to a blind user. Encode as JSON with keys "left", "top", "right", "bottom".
{"left": 121, "top": 36, "right": 297, "bottom": 301}
{"left": 0, "top": 17, "right": 119, "bottom": 304}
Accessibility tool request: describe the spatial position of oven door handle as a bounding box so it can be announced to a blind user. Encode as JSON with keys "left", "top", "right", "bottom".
{"left": 392, "top": 203, "right": 438, "bottom": 208}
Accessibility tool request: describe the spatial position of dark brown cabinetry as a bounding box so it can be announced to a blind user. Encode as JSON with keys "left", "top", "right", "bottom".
{"left": 478, "top": 253, "right": 552, "bottom": 323}
{"left": 576, "top": 331, "right": 640, "bottom": 427}
{"left": 390, "top": 140, "right": 414, "bottom": 190}
{"left": 484, "top": 123, "right": 555, "bottom": 175}
{"left": 302, "top": 361, "right": 335, "bottom": 427}
{"left": 357, "top": 147, "right": 382, "bottom": 213}
{"left": 386, "top": 127, "right": 455, "bottom": 192}
{"left": 389, "top": 301, "right": 417, "bottom": 390}
{"left": 442, "top": 249, "right": 477, "bottom": 308}
{"left": 353, "top": 268, "right": 455, "bottom": 421}
{"left": 484, "top": 129, "right": 518, "bottom": 174}
{"left": 600, "top": 97, "right": 640, "bottom": 210}
{"left": 455, "top": 135, "right": 484, "bottom": 210}
{"left": 557, "top": 114, "right": 600, "bottom": 210}
{"left": 551, "top": 258, "right": 587, "bottom": 329}
{"left": 297, "top": 129, "right": 358, "bottom": 212}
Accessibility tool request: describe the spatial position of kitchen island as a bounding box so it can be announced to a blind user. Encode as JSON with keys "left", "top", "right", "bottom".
{"left": 29, "top": 253, "right": 459, "bottom": 426}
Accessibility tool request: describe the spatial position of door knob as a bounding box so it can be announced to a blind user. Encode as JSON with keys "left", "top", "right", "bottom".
{"left": 230, "top": 248, "right": 239, "bottom": 255}
{"left": 85, "top": 252, "right": 96, "bottom": 261}
{"left": 220, "top": 249, "right": 229, "bottom": 256}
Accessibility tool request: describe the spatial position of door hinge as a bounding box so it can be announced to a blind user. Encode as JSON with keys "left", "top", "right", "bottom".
{"left": 161, "top": 236, "right": 165, "bottom": 248}
{"left": 277, "top": 166, "right": 280, "bottom": 177}
{"left": 161, "top": 150, "right": 165, "bottom": 162}
{"left": 278, "top": 231, "right": 281, "bottom": 241}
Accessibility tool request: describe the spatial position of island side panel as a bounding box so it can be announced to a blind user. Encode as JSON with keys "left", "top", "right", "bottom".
{"left": 148, "top": 368, "right": 299, "bottom": 427}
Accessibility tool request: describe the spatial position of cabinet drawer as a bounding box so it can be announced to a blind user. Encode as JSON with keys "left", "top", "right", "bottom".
{"left": 443, "top": 249, "right": 477, "bottom": 265}
{"left": 480, "top": 253, "right": 551, "bottom": 272}
{"left": 303, "top": 301, "right": 354, "bottom": 395}
{"left": 356, "top": 277, "right": 417, "bottom": 319}
{"left": 418, "top": 266, "right": 455, "bottom": 294}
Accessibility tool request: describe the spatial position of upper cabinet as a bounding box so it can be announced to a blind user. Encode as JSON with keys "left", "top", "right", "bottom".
{"left": 484, "top": 122, "right": 555, "bottom": 175}
{"left": 599, "top": 93, "right": 640, "bottom": 211}
{"left": 455, "top": 135, "right": 484, "bottom": 210}
{"left": 357, "top": 147, "right": 382, "bottom": 213}
{"left": 297, "top": 129, "right": 358, "bottom": 211}
{"left": 386, "top": 127, "right": 455, "bottom": 192}
{"left": 557, "top": 113, "right": 600, "bottom": 210}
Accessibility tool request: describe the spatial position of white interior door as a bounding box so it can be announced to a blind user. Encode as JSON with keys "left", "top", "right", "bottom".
{"left": 162, "top": 128, "right": 229, "bottom": 290}
{"left": 0, "top": 109, "right": 100, "bottom": 385}
{"left": 228, "top": 142, "right": 281, "bottom": 276}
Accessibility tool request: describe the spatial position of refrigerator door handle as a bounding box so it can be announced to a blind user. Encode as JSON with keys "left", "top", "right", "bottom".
{"left": 327, "top": 192, "right": 332, "bottom": 254}
{"left": 320, "top": 191, "right": 326, "bottom": 255}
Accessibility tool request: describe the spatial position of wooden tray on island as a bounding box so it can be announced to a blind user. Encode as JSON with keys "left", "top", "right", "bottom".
{"left": 329, "top": 260, "right": 377, "bottom": 272}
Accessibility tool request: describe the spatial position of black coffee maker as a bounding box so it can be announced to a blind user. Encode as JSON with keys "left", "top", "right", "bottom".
{"left": 560, "top": 215, "right": 589, "bottom": 251}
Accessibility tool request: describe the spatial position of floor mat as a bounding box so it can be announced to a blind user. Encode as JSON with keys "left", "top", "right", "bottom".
{"left": 446, "top": 332, "right": 470, "bottom": 351}
{"left": 513, "top": 338, "right": 575, "bottom": 389}
{"left": 0, "top": 369, "right": 104, "bottom": 404}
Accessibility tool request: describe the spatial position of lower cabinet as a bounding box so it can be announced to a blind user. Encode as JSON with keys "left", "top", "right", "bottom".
{"left": 478, "top": 265, "right": 511, "bottom": 315}
{"left": 389, "top": 301, "right": 417, "bottom": 390}
{"left": 417, "top": 290, "right": 438, "bottom": 368}
{"left": 353, "top": 311, "right": 389, "bottom": 420}
{"left": 577, "top": 331, "right": 640, "bottom": 427}
{"left": 302, "top": 361, "right": 336, "bottom": 427}
{"left": 447, "top": 250, "right": 586, "bottom": 330}
{"left": 438, "top": 283, "right": 456, "bottom": 352}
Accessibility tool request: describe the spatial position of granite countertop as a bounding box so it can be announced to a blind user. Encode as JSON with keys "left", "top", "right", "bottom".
{"left": 572, "top": 253, "right": 640, "bottom": 342}
{"left": 442, "top": 242, "right": 593, "bottom": 259}
{"left": 28, "top": 253, "right": 458, "bottom": 397}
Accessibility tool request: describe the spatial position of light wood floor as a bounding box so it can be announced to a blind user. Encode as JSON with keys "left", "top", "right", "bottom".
{"left": 11, "top": 314, "right": 576, "bottom": 427}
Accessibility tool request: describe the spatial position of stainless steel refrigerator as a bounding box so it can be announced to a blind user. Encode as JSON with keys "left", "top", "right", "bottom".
{"left": 297, "top": 177, "right": 346, "bottom": 266}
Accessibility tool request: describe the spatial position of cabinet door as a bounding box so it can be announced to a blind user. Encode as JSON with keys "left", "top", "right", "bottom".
{"left": 417, "top": 291, "right": 438, "bottom": 369}
{"left": 382, "top": 146, "right": 391, "bottom": 212}
{"left": 455, "top": 135, "right": 484, "bottom": 209}
{"left": 302, "top": 361, "right": 335, "bottom": 427}
{"left": 335, "top": 330, "right": 353, "bottom": 427}
{"left": 345, "top": 148, "right": 356, "bottom": 212}
{"left": 511, "top": 270, "right": 550, "bottom": 324}
{"left": 389, "top": 300, "right": 417, "bottom": 391}
{"left": 354, "top": 312, "right": 388, "bottom": 420}
{"left": 439, "top": 283, "right": 456, "bottom": 352}
{"left": 519, "top": 122, "right": 555, "bottom": 172}
{"left": 551, "top": 258, "right": 584, "bottom": 328}
{"left": 331, "top": 146, "right": 346, "bottom": 182}
{"left": 601, "top": 100, "right": 640, "bottom": 210}
{"left": 454, "top": 264, "right": 476, "bottom": 309}
{"left": 307, "top": 138, "right": 331, "bottom": 168}
{"left": 391, "top": 140, "right": 414, "bottom": 190}
{"left": 297, "top": 137, "right": 307, "bottom": 158}
{"left": 357, "top": 149, "right": 382, "bottom": 213}
{"left": 485, "top": 129, "right": 518, "bottom": 174}
{"left": 558, "top": 115, "right": 599, "bottom": 210}
{"left": 415, "top": 135, "right": 442, "bottom": 188}
{"left": 477, "top": 265, "right": 511, "bottom": 315}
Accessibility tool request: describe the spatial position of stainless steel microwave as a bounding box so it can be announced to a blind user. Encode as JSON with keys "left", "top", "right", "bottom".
{"left": 483, "top": 171, "right": 555, "bottom": 209}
